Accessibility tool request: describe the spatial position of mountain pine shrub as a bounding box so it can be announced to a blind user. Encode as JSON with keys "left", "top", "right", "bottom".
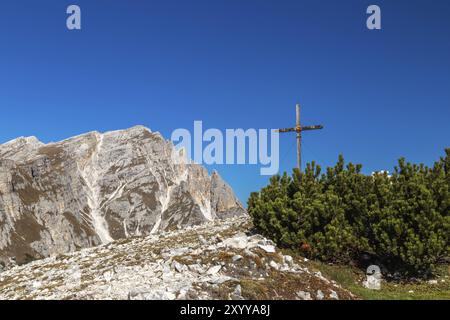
{"left": 248, "top": 150, "right": 450, "bottom": 277}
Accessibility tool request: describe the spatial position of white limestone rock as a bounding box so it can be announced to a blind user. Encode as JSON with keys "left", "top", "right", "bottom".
{"left": 0, "top": 126, "right": 246, "bottom": 265}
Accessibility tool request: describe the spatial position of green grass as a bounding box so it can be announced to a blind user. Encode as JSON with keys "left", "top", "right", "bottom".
{"left": 281, "top": 248, "right": 450, "bottom": 300}
{"left": 309, "top": 261, "right": 450, "bottom": 300}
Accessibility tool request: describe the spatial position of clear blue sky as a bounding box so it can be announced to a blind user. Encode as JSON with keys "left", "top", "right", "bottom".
{"left": 1, "top": 0, "right": 449, "bottom": 204}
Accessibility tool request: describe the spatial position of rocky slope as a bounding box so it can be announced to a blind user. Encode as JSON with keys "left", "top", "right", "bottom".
{"left": 0, "top": 217, "right": 355, "bottom": 300}
{"left": 0, "top": 126, "right": 245, "bottom": 266}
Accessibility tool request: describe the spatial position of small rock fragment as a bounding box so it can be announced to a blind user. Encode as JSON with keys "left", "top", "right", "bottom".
{"left": 198, "top": 235, "right": 208, "bottom": 245}
{"left": 232, "top": 255, "right": 243, "bottom": 262}
{"left": 269, "top": 261, "right": 279, "bottom": 270}
{"left": 329, "top": 290, "right": 339, "bottom": 300}
{"left": 243, "top": 249, "right": 256, "bottom": 258}
{"left": 283, "top": 255, "right": 293, "bottom": 265}
{"left": 222, "top": 233, "right": 248, "bottom": 249}
{"left": 207, "top": 265, "right": 222, "bottom": 275}
{"left": 172, "top": 261, "right": 185, "bottom": 273}
{"left": 316, "top": 290, "right": 324, "bottom": 300}
{"left": 257, "top": 244, "right": 276, "bottom": 253}
{"left": 297, "top": 291, "right": 312, "bottom": 300}
{"left": 230, "top": 284, "right": 243, "bottom": 300}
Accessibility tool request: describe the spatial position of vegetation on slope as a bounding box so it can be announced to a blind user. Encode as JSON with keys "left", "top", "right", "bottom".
{"left": 248, "top": 149, "right": 450, "bottom": 278}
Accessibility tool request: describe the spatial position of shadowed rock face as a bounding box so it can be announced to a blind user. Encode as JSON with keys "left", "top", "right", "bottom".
{"left": 0, "top": 126, "right": 246, "bottom": 265}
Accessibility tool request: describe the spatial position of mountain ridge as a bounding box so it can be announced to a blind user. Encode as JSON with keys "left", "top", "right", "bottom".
{"left": 0, "top": 126, "right": 245, "bottom": 266}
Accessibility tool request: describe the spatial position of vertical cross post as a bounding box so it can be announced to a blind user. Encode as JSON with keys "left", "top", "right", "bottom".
{"left": 296, "top": 104, "right": 301, "bottom": 171}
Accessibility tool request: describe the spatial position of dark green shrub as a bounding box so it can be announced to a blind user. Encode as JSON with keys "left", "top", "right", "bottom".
{"left": 248, "top": 150, "right": 450, "bottom": 277}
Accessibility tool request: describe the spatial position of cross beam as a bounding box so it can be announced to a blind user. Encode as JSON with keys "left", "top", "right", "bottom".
{"left": 276, "top": 104, "right": 324, "bottom": 171}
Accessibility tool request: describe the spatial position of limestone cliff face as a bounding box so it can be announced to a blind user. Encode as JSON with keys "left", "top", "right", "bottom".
{"left": 0, "top": 126, "right": 245, "bottom": 265}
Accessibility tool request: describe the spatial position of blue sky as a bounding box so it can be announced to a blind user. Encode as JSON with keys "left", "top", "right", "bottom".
{"left": 1, "top": 0, "right": 449, "bottom": 204}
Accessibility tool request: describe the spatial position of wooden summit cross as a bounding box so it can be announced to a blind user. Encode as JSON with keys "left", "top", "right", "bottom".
{"left": 277, "top": 104, "right": 324, "bottom": 171}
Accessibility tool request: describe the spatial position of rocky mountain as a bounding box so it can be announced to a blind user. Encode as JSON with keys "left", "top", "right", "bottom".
{"left": 0, "top": 217, "right": 355, "bottom": 300}
{"left": 0, "top": 126, "right": 245, "bottom": 267}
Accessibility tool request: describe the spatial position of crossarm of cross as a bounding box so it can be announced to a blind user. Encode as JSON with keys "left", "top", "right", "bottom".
{"left": 276, "top": 127, "right": 298, "bottom": 133}
{"left": 276, "top": 125, "right": 323, "bottom": 133}
{"left": 301, "top": 125, "right": 324, "bottom": 131}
